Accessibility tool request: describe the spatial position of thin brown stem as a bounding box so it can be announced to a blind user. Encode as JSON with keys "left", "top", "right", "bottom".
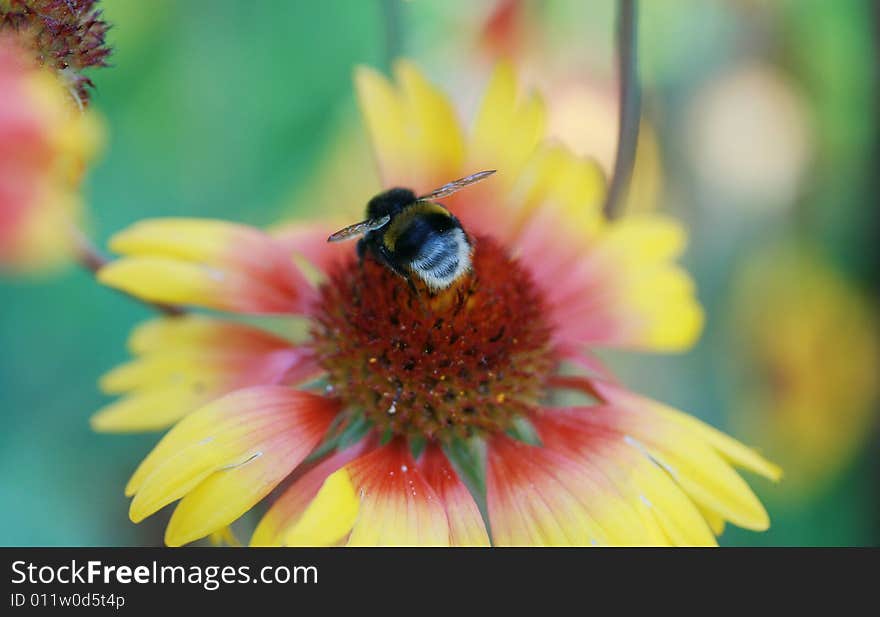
{"left": 602, "top": 0, "right": 641, "bottom": 220}
{"left": 70, "top": 227, "right": 184, "bottom": 317}
{"left": 70, "top": 226, "right": 108, "bottom": 274}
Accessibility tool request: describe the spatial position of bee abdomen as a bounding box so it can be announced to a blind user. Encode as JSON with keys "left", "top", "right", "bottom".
{"left": 410, "top": 228, "right": 471, "bottom": 290}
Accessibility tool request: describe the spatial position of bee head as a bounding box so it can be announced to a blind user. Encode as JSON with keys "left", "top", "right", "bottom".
{"left": 366, "top": 188, "right": 417, "bottom": 220}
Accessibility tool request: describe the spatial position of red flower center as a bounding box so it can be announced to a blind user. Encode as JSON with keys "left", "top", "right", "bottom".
{"left": 311, "top": 236, "right": 558, "bottom": 441}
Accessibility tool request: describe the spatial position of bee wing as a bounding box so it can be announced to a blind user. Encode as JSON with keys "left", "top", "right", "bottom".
{"left": 327, "top": 215, "right": 391, "bottom": 243}
{"left": 418, "top": 170, "right": 496, "bottom": 200}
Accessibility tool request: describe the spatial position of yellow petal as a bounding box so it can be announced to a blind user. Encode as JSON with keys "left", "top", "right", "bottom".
{"left": 98, "top": 353, "right": 224, "bottom": 395}
{"left": 355, "top": 61, "right": 464, "bottom": 191}
{"left": 395, "top": 60, "right": 465, "bottom": 188}
{"left": 125, "top": 387, "right": 336, "bottom": 545}
{"left": 624, "top": 266, "right": 706, "bottom": 351}
{"left": 508, "top": 143, "right": 606, "bottom": 241}
{"left": 126, "top": 387, "right": 327, "bottom": 497}
{"left": 355, "top": 65, "right": 409, "bottom": 185}
{"left": 626, "top": 428, "right": 771, "bottom": 531}
{"left": 96, "top": 315, "right": 307, "bottom": 433}
{"left": 281, "top": 468, "right": 360, "bottom": 547}
{"left": 208, "top": 526, "right": 241, "bottom": 547}
{"left": 165, "top": 437, "right": 306, "bottom": 547}
{"left": 91, "top": 386, "right": 210, "bottom": 433}
{"left": 100, "top": 219, "right": 310, "bottom": 314}
{"left": 697, "top": 504, "right": 727, "bottom": 537}
{"left": 600, "top": 214, "right": 687, "bottom": 262}
{"left": 250, "top": 443, "right": 368, "bottom": 547}
{"left": 624, "top": 449, "right": 718, "bottom": 546}
{"left": 98, "top": 257, "right": 230, "bottom": 309}
{"left": 127, "top": 316, "right": 221, "bottom": 354}
{"left": 130, "top": 438, "right": 255, "bottom": 523}
{"left": 108, "top": 218, "right": 240, "bottom": 262}
{"left": 656, "top": 405, "right": 783, "bottom": 482}
{"left": 323, "top": 442, "right": 452, "bottom": 546}
{"left": 595, "top": 383, "right": 777, "bottom": 530}
{"left": 586, "top": 214, "right": 705, "bottom": 351}
{"left": 468, "top": 62, "right": 547, "bottom": 188}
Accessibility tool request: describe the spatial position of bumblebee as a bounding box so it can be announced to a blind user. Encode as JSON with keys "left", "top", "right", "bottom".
{"left": 328, "top": 170, "right": 495, "bottom": 293}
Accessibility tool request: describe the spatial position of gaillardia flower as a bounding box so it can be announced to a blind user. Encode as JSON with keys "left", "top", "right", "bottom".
{"left": 96, "top": 62, "right": 779, "bottom": 546}
{"left": 0, "top": 34, "right": 101, "bottom": 271}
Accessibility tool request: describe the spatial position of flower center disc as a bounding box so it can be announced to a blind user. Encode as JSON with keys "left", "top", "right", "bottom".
{"left": 312, "top": 236, "right": 557, "bottom": 441}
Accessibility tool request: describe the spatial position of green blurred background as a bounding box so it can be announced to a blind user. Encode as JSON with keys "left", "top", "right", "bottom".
{"left": 1, "top": 0, "right": 877, "bottom": 546}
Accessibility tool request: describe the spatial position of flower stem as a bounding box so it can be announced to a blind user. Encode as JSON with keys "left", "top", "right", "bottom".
{"left": 70, "top": 227, "right": 184, "bottom": 317}
{"left": 380, "top": 0, "right": 403, "bottom": 69}
{"left": 602, "top": 0, "right": 641, "bottom": 220}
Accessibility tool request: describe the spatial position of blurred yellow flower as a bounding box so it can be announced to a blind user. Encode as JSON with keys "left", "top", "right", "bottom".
{"left": 729, "top": 243, "right": 879, "bottom": 495}
{"left": 0, "top": 35, "right": 102, "bottom": 272}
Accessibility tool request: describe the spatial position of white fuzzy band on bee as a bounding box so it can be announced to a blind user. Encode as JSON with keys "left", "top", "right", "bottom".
{"left": 409, "top": 228, "right": 472, "bottom": 291}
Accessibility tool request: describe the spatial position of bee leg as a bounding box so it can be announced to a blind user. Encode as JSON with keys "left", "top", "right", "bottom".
{"left": 405, "top": 275, "right": 419, "bottom": 296}
{"left": 402, "top": 274, "right": 431, "bottom": 313}
{"left": 375, "top": 243, "right": 416, "bottom": 292}
{"left": 370, "top": 242, "right": 429, "bottom": 311}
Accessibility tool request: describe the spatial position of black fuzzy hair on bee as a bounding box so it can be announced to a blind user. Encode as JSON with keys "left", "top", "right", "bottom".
{"left": 366, "top": 188, "right": 417, "bottom": 220}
